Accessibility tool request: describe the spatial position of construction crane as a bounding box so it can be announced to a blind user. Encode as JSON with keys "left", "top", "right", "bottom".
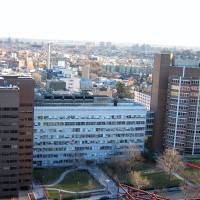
{"left": 117, "top": 162, "right": 200, "bottom": 200}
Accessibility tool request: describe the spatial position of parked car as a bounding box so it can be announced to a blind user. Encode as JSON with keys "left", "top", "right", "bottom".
{"left": 99, "top": 196, "right": 110, "bottom": 200}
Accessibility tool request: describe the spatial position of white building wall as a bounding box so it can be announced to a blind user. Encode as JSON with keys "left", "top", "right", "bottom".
{"left": 134, "top": 91, "right": 151, "bottom": 110}
{"left": 59, "top": 67, "right": 78, "bottom": 78}
{"left": 34, "top": 104, "right": 146, "bottom": 167}
{"left": 58, "top": 61, "right": 65, "bottom": 67}
{"left": 60, "top": 77, "right": 80, "bottom": 92}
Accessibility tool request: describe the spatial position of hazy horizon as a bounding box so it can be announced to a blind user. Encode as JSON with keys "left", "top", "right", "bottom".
{"left": 1, "top": 0, "right": 200, "bottom": 47}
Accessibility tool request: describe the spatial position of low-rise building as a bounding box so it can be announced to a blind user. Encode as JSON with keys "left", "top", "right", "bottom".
{"left": 60, "top": 77, "right": 80, "bottom": 92}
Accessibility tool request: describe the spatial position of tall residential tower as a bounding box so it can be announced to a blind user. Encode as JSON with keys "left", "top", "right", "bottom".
{"left": 151, "top": 53, "right": 200, "bottom": 155}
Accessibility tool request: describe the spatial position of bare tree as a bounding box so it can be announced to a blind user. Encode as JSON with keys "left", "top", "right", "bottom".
{"left": 125, "top": 145, "right": 144, "bottom": 172}
{"left": 180, "top": 182, "right": 193, "bottom": 199}
{"left": 130, "top": 171, "right": 149, "bottom": 189}
{"left": 179, "top": 181, "right": 200, "bottom": 200}
{"left": 110, "top": 156, "right": 127, "bottom": 182}
{"left": 157, "top": 148, "right": 184, "bottom": 180}
{"left": 109, "top": 145, "right": 144, "bottom": 183}
{"left": 32, "top": 72, "right": 42, "bottom": 84}
{"left": 123, "top": 145, "right": 144, "bottom": 184}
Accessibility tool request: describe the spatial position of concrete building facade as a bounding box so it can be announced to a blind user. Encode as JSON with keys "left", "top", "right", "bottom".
{"left": 33, "top": 96, "right": 147, "bottom": 167}
{"left": 134, "top": 91, "right": 151, "bottom": 110}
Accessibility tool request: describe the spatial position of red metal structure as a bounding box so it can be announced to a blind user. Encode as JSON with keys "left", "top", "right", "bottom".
{"left": 186, "top": 162, "right": 200, "bottom": 170}
{"left": 117, "top": 162, "right": 200, "bottom": 200}
{"left": 186, "top": 162, "right": 200, "bottom": 200}
{"left": 117, "top": 183, "right": 170, "bottom": 200}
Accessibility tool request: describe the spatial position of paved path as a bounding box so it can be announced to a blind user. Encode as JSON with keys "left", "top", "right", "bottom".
{"left": 79, "top": 165, "right": 118, "bottom": 195}
{"left": 17, "top": 165, "right": 116, "bottom": 200}
{"left": 44, "top": 169, "right": 75, "bottom": 187}
{"left": 174, "top": 173, "right": 196, "bottom": 188}
{"left": 46, "top": 188, "right": 106, "bottom": 194}
{"left": 42, "top": 165, "right": 118, "bottom": 196}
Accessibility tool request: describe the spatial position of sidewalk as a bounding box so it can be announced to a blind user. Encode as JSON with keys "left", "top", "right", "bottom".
{"left": 32, "top": 164, "right": 118, "bottom": 200}
{"left": 44, "top": 169, "right": 75, "bottom": 187}
{"left": 79, "top": 165, "right": 118, "bottom": 195}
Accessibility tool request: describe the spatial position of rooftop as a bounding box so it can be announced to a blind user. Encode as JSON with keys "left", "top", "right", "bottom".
{"left": 0, "top": 85, "right": 19, "bottom": 90}
{"left": 35, "top": 93, "right": 145, "bottom": 108}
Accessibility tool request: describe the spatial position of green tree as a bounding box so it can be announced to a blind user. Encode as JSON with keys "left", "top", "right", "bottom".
{"left": 116, "top": 82, "right": 132, "bottom": 99}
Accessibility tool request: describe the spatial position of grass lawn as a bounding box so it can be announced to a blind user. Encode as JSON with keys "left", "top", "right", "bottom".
{"left": 142, "top": 171, "right": 181, "bottom": 189}
{"left": 47, "top": 190, "right": 91, "bottom": 200}
{"left": 186, "top": 159, "right": 200, "bottom": 166}
{"left": 134, "top": 161, "right": 156, "bottom": 171}
{"left": 51, "top": 170, "right": 103, "bottom": 191}
{"left": 181, "top": 160, "right": 200, "bottom": 184}
{"left": 47, "top": 191, "right": 74, "bottom": 200}
{"left": 48, "top": 191, "right": 90, "bottom": 200}
{"left": 99, "top": 161, "right": 156, "bottom": 183}
{"left": 33, "top": 168, "right": 66, "bottom": 185}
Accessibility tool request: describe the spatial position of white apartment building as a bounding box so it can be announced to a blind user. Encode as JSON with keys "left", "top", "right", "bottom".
{"left": 55, "top": 66, "right": 78, "bottom": 78}
{"left": 60, "top": 77, "right": 80, "bottom": 92}
{"left": 134, "top": 91, "right": 151, "bottom": 110}
{"left": 33, "top": 95, "right": 147, "bottom": 168}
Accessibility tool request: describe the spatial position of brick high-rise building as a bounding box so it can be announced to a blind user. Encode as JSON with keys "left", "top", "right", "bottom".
{"left": 165, "top": 67, "right": 200, "bottom": 155}
{"left": 0, "top": 85, "right": 20, "bottom": 199}
{"left": 0, "top": 75, "right": 34, "bottom": 198}
{"left": 151, "top": 53, "right": 200, "bottom": 155}
{"left": 150, "top": 54, "right": 171, "bottom": 150}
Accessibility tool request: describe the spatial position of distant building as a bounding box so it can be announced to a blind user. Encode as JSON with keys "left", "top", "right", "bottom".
{"left": 80, "top": 78, "right": 93, "bottom": 91}
{"left": 26, "top": 57, "right": 34, "bottom": 70}
{"left": 58, "top": 66, "right": 78, "bottom": 78}
{"left": 18, "top": 60, "right": 26, "bottom": 68}
{"left": 196, "top": 51, "right": 200, "bottom": 58}
{"left": 82, "top": 65, "right": 90, "bottom": 79}
{"left": 106, "top": 42, "right": 112, "bottom": 49}
{"left": 134, "top": 91, "right": 151, "bottom": 110}
{"left": 100, "top": 41, "right": 105, "bottom": 48}
{"left": 102, "top": 64, "right": 141, "bottom": 76}
{"left": 9, "top": 60, "right": 19, "bottom": 68}
{"left": 58, "top": 61, "right": 65, "bottom": 67}
{"left": 60, "top": 77, "right": 80, "bottom": 92}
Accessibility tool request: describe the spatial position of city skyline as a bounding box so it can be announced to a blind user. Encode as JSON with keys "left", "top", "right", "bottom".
{"left": 1, "top": 0, "right": 200, "bottom": 47}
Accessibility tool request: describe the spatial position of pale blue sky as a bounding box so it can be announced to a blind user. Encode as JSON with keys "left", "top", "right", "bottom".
{"left": 1, "top": 0, "right": 200, "bottom": 46}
